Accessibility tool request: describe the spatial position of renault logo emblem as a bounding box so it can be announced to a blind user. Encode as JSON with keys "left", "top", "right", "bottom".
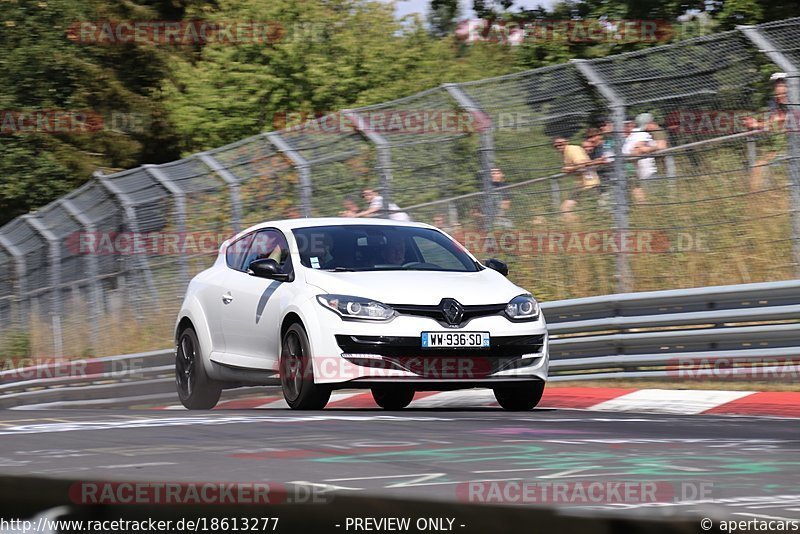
{"left": 440, "top": 298, "right": 464, "bottom": 326}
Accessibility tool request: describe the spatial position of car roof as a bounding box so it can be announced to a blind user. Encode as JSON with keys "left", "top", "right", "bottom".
{"left": 241, "top": 217, "right": 433, "bottom": 235}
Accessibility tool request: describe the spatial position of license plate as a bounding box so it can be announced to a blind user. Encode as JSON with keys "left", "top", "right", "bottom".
{"left": 421, "top": 332, "right": 490, "bottom": 348}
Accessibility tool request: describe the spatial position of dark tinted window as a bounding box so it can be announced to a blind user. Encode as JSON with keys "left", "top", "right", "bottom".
{"left": 292, "top": 225, "right": 478, "bottom": 272}
{"left": 225, "top": 233, "right": 254, "bottom": 271}
{"left": 243, "top": 229, "right": 291, "bottom": 271}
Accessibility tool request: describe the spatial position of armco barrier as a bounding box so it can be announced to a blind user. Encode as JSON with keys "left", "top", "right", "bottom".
{"left": 1, "top": 280, "right": 797, "bottom": 408}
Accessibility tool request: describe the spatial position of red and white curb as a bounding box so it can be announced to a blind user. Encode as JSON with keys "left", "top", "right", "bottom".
{"left": 158, "top": 387, "right": 800, "bottom": 418}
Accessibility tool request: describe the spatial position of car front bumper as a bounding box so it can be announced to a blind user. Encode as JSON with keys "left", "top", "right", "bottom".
{"left": 308, "top": 313, "right": 549, "bottom": 386}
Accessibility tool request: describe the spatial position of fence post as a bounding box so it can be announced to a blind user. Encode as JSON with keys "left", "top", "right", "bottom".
{"left": 739, "top": 25, "right": 800, "bottom": 275}
{"left": 342, "top": 110, "right": 393, "bottom": 218}
{"left": 94, "top": 170, "right": 159, "bottom": 313}
{"left": 60, "top": 198, "right": 101, "bottom": 351}
{"left": 0, "top": 232, "right": 27, "bottom": 330}
{"left": 198, "top": 153, "right": 244, "bottom": 232}
{"left": 443, "top": 83, "right": 497, "bottom": 230}
{"left": 22, "top": 215, "right": 62, "bottom": 357}
{"left": 266, "top": 133, "right": 312, "bottom": 218}
{"left": 144, "top": 165, "right": 188, "bottom": 291}
{"left": 572, "top": 59, "right": 633, "bottom": 293}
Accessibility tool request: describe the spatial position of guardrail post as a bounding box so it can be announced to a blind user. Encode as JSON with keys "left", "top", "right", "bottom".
{"left": 443, "top": 83, "right": 497, "bottom": 231}
{"left": 22, "top": 215, "right": 63, "bottom": 357}
{"left": 0, "top": 232, "right": 27, "bottom": 329}
{"left": 342, "top": 110, "right": 394, "bottom": 218}
{"left": 60, "top": 198, "right": 102, "bottom": 350}
{"left": 572, "top": 59, "right": 633, "bottom": 292}
{"left": 94, "top": 170, "right": 159, "bottom": 315}
{"left": 740, "top": 25, "right": 800, "bottom": 275}
{"left": 265, "top": 133, "right": 312, "bottom": 218}
{"left": 144, "top": 164, "right": 189, "bottom": 291}
{"left": 198, "top": 153, "right": 244, "bottom": 233}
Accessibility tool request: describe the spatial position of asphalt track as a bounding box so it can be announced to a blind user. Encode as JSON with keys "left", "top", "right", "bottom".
{"left": 0, "top": 405, "right": 798, "bottom": 520}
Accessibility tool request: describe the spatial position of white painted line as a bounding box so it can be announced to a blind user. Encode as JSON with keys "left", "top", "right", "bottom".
{"left": 589, "top": 389, "right": 755, "bottom": 415}
{"left": 257, "top": 398, "right": 289, "bottom": 409}
{"left": 409, "top": 390, "right": 497, "bottom": 409}
{"left": 96, "top": 462, "right": 176, "bottom": 469}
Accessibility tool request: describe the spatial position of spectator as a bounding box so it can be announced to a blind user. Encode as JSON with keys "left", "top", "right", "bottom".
{"left": 340, "top": 196, "right": 359, "bottom": 217}
{"left": 746, "top": 73, "right": 790, "bottom": 191}
{"left": 553, "top": 136, "right": 600, "bottom": 222}
{"left": 356, "top": 188, "right": 411, "bottom": 221}
{"left": 622, "top": 113, "right": 660, "bottom": 203}
{"left": 495, "top": 197, "right": 515, "bottom": 229}
{"left": 490, "top": 167, "right": 505, "bottom": 188}
{"left": 584, "top": 126, "right": 612, "bottom": 207}
{"left": 594, "top": 121, "right": 615, "bottom": 191}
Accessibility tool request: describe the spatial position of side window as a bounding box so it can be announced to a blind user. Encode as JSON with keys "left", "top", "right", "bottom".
{"left": 243, "top": 230, "right": 291, "bottom": 272}
{"left": 226, "top": 233, "right": 254, "bottom": 271}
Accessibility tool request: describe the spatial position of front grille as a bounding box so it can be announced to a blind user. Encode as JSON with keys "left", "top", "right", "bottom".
{"left": 335, "top": 334, "right": 544, "bottom": 359}
{"left": 390, "top": 303, "right": 506, "bottom": 327}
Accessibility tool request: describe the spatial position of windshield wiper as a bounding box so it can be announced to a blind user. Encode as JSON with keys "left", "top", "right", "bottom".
{"left": 322, "top": 267, "right": 358, "bottom": 272}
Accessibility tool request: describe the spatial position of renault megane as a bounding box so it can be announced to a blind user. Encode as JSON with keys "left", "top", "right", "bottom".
{"left": 175, "top": 218, "right": 548, "bottom": 410}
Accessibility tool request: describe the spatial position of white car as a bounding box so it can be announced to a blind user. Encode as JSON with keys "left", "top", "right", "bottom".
{"left": 174, "top": 218, "right": 548, "bottom": 411}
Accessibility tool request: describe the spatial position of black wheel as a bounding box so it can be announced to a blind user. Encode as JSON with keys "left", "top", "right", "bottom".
{"left": 371, "top": 386, "right": 415, "bottom": 410}
{"left": 280, "top": 323, "right": 331, "bottom": 410}
{"left": 176, "top": 327, "right": 222, "bottom": 410}
{"left": 493, "top": 381, "right": 545, "bottom": 411}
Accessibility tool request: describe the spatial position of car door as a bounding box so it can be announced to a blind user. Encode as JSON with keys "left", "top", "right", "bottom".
{"left": 219, "top": 228, "right": 293, "bottom": 370}
{"left": 206, "top": 231, "right": 255, "bottom": 355}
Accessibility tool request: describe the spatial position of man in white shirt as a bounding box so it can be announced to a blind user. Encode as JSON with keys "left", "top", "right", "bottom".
{"left": 622, "top": 113, "right": 661, "bottom": 202}
{"left": 356, "top": 188, "right": 411, "bottom": 221}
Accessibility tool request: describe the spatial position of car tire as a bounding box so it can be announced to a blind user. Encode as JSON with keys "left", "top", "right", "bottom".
{"left": 176, "top": 326, "right": 222, "bottom": 410}
{"left": 280, "top": 323, "right": 331, "bottom": 410}
{"left": 371, "top": 386, "right": 415, "bottom": 410}
{"left": 493, "top": 381, "right": 545, "bottom": 411}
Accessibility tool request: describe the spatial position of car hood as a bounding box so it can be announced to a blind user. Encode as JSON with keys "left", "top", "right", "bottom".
{"left": 303, "top": 268, "right": 527, "bottom": 306}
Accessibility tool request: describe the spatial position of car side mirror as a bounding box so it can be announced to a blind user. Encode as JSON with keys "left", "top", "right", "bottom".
{"left": 248, "top": 258, "right": 291, "bottom": 281}
{"left": 484, "top": 258, "right": 509, "bottom": 276}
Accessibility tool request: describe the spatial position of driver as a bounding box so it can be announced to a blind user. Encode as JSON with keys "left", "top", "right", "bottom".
{"left": 381, "top": 234, "right": 406, "bottom": 265}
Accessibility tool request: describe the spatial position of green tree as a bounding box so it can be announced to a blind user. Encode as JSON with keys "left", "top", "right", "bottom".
{"left": 0, "top": 0, "right": 182, "bottom": 225}
{"left": 429, "top": 0, "right": 461, "bottom": 37}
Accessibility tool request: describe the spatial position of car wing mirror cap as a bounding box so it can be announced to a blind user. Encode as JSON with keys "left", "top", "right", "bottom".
{"left": 248, "top": 258, "right": 291, "bottom": 281}
{"left": 484, "top": 258, "right": 509, "bottom": 276}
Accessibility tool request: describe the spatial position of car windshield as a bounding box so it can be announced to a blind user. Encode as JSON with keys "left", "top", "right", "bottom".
{"left": 292, "top": 224, "right": 480, "bottom": 272}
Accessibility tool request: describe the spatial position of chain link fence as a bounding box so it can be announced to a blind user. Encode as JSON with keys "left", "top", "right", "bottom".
{"left": 1, "top": 19, "right": 799, "bottom": 358}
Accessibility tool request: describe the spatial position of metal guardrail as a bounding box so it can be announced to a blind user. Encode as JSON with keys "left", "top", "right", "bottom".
{"left": 1, "top": 280, "right": 797, "bottom": 408}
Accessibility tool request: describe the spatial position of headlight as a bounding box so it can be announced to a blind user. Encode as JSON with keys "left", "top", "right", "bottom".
{"left": 317, "top": 294, "right": 395, "bottom": 321}
{"left": 505, "top": 294, "right": 540, "bottom": 321}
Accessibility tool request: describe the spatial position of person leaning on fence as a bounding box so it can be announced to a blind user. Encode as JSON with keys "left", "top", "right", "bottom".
{"left": 622, "top": 113, "right": 661, "bottom": 203}
{"left": 340, "top": 196, "right": 359, "bottom": 217}
{"left": 553, "top": 136, "right": 601, "bottom": 222}
{"left": 745, "top": 72, "right": 790, "bottom": 192}
{"left": 356, "top": 188, "right": 412, "bottom": 221}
